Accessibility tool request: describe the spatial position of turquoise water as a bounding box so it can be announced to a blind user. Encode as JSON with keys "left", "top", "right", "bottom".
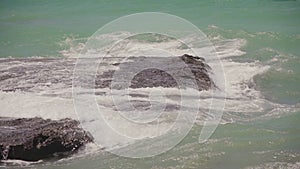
{"left": 40, "top": 112, "right": 300, "bottom": 169}
{"left": 1, "top": 0, "right": 300, "bottom": 168}
{"left": 1, "top": 0, "right": 299, "bottom": 57}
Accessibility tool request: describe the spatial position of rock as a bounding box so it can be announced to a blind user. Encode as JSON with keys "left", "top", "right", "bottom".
{"left": 0, "top": 54, "right": 215, "bottom": 93}
{"left": 96, "top": 54, "right": 215, "bottom": 90}
{"left": 0, "top": 54, "right": 215, "bottom": 161}
{"left": 0, "top": 117, "right": 93, "bottom": 161}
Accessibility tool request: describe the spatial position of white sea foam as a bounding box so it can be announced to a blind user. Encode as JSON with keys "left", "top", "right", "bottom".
{"left": 1, "top": 31, "right": 298, "bottom": 155}
{"left": 245, "top": 162, "right": 300, "bottom": 169}
{"left": 0, "top": 159, "right": 43, "bottom": 167}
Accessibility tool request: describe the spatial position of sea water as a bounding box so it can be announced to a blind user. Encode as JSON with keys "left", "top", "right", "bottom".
{"left": 0, "top": 0, "right": 299, "bottom": 168}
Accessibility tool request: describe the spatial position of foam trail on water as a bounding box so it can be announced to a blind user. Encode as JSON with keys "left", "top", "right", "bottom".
{"left": 0, "top": 31, "right": 299, "bottom": 157}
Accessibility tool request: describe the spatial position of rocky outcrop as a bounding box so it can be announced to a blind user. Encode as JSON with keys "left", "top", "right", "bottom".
{"left": 0, "top": 54, "right": 215, "bottom": 93}
{"left": 96, "top": 54, "right": 215, "bottom": 90}
{"left": 0, "top": 54, "right": 214, "bottom": 161}
{"left": 0, "top": 117, "right": 93, "bottom": 161}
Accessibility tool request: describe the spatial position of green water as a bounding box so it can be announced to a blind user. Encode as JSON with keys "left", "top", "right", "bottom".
{"left": 1, "top": 0, "right": 299, "bottom": 57}
{"left": 32, "top": 112, "right": 300, "bottom": 169}
{"left": 1, "top": 0, "right": 299, "bottom": 168}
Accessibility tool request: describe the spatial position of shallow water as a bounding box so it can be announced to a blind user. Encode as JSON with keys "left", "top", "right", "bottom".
{"left": 0, "top": 0, "right": 299, "bottom": 168}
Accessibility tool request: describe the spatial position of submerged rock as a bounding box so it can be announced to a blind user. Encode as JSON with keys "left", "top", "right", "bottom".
{"left": 0, "top": 54, "right": 214, "bottom": 161}
{"left": 0, "top": 54, "right": 215, "bottom": 93}
{"left": 0, "top": 117, "right": 93, "bottom": 161}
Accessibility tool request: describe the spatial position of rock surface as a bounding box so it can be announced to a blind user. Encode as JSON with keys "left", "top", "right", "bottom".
{"left": 96, "top": 54, "right": 215, "bottom": 90}
{"left": 0, "top": 117, "right": 93, "bottom": 161}
{"left": 0, "top": 54, "right": 215, "bottom": 93}
{"left": 0, "top": 54, "right": 214, "bottom": 161}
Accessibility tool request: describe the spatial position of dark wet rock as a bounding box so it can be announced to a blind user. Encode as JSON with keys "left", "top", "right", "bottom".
{"left": 96, "top": 54, "right": 215, "bottom": 90}
{"left": 0, "top": 54, "right": 214, "bottom": 161}
{"left": 0, "top": 54, "right": 215, "bottom": 93}
{"left": 129, "top": 68, "right": 178, "bottom": 88}
{"left": 0, "top": 117, "right": 93, "bottom": 161}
